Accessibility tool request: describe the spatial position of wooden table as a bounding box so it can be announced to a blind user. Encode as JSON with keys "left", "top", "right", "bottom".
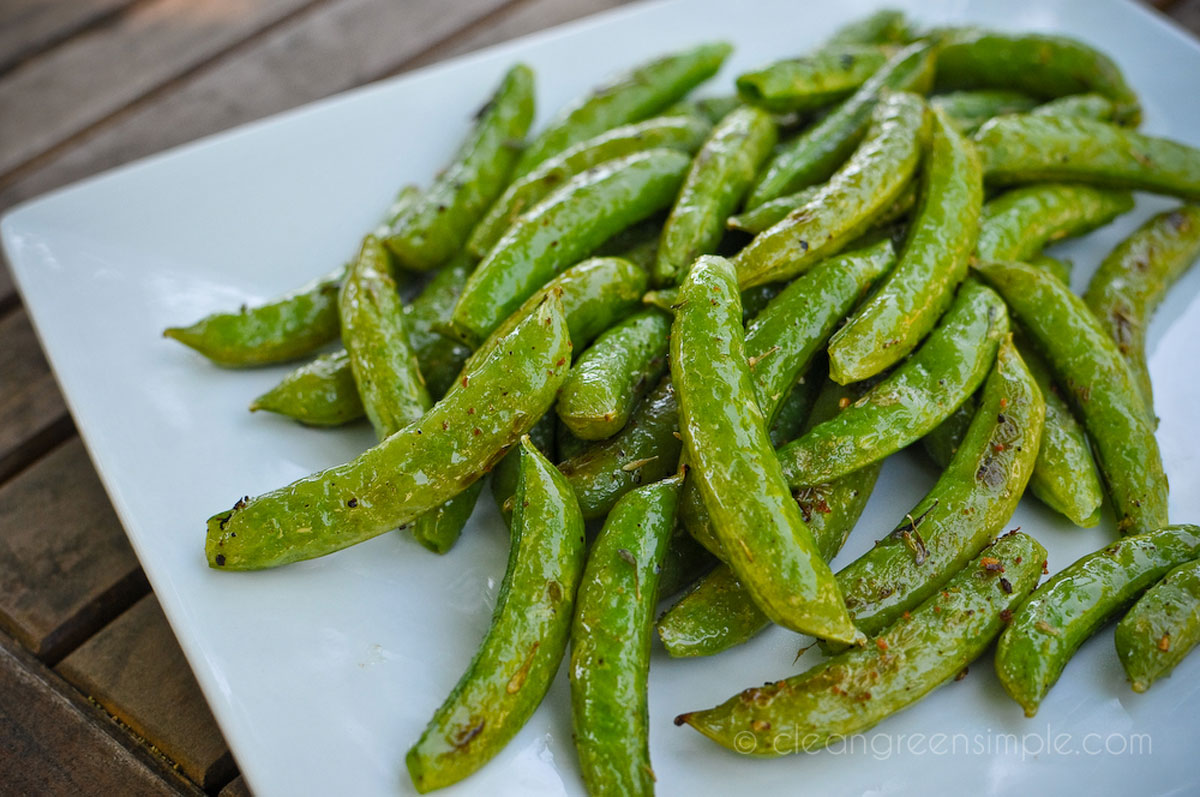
{"left": 0, "top": 1, "right": 1196, "bottom": 794}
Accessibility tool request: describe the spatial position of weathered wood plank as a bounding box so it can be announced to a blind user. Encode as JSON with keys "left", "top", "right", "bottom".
{"left": 57, "top": 595, "right": 235, "bottom": 790}
{"left": 0, "top": 437, "right": 148, "bottom": 663}
{"left": 219, "top": 774, "right": 253, "bottom": 797}
{"left": 0, "top": 631, "right": 198, "bottom": 796}
{"left": 0, "top": 309, "right": 73, "bottom": 485}
{"left": 1167, "top": 0, "right": 1200, "bottom": 35}
{"left": 0, "top": 0, "right": 137, "bottom": 75}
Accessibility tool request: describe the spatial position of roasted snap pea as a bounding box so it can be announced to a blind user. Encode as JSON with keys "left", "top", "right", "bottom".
{"left": 205, "top": 293, "right": 571, "bottom": 570}
{"left": 1084, "top": 205, "right": 1200, "bottom": 412}
{"left": 827, "top": 9, "right": 913, "bottom": 46}
{"left": 513, "top": 42, "right": 731, "bottom": 177}
{"left": 777, "top": 279, "right": 1008, "bottom": 488}
{"left": 450, "top": 149, "right": 690, "bottom": 346}
{"left": 468, "top": 115, "right": 712, "bottom": 259}
{"left": 973, "top": 260, "right": 1168, "bottom": 535}
{"left": 411, "top": 482, "right": 485, "bottom": 555}
{"left": 249, "top": 350, "right": 363, "bottom": 426}
{"left": 995, "top": 524, "right": 1200, "bottom": 716}
{"left": 934, "top": 31, "right": 1140, "bottom": 125}
{"left": 672, "top": 255, "right": 859, "bottom": 644}
{"left": 1027, "top": 254, "right": 1073, "bottom": 285}
{"left": 570, "top": 475, "right": 681, "bottom": 797}
{"left": 735, "top": 45, "right": 894, "bottom": 113}
{"left": 727, "top": 179, "right": 917, "bottom": 236}
{"left": 406, "top": 436, "right": 585, "bottom": 792}
{"left": 735, "top": 90, "right": 929, "bottom": 288}
{"left": 557, "top": 309, "right": 671, "bottom": 441}
{"left": 744, "top": 42, "right": 934, "bottom": 209}
{"left": 654, "top": 106, "right": 777, "bottom": 286}
{"left": 975, "top": 183, "right": 1134, "bottom": 265}
{"left": 976, "top": 115, "right": 1200, "bottom": 200}
{"left": 1031, "top": 92, "right": 1117, "bottom": 123}
{"left": 828, "top": 106, "right": 983, "bottom": 383}
{"left": 1116, "top": 557, "right": 1200, "bottom": 693}
{"left": 931, "top": 90, "right": 1038, "bottom": 135}
{"left": 664, "top": 95, "right": 743, "bottom": 125}
{"left": 676, "top": 531, "right": 1046, "bottom": 755}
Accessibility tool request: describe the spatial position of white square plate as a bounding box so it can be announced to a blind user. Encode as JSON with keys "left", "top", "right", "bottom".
{"left": 5, "top": 0, "right": 1200, "bottom": 794}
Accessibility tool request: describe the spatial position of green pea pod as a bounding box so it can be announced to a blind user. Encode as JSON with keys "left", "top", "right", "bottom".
{"left": 514, "top": 43, "right": 731, "bottom": 177}
{"left": 655, "top": 106, "right": 778, "bottom": 286}
{"left": 450, "top": 149, "right": 690, "bottom": 346}
{"left": 672, "top": 255, "right": 859, "bottom": 644}
{"left": 744, "top": 42, "right": 934, "bottom": 209}
{"left": 410, "top": 482, "right": 485, "bottom": 555}
{"left": 468, "top": 115, "right": 712, "bottom": 259}
{"left": 1027, "top": 253, "right": 1073, "bottom": 284}
{"left": 490, "top": 412, "right": 555, "bottom": 521}
{"left": 931, "top": 90, "right": 1038, "bottom": 135}
{"left": 1116, "top": 557, "right": 1200, "bottom": 693}
{"left": 385, "top": 64, "right": 534, "bottom": 272}
{"left": 976, "top": 115, "right": 1200, "bottom": 200}
{"left": 828, "top": 106, "right": 983, "bottom": 383}
{"left": 1085, "top": 205, "right": 1200, "bottom": 412}
{"left": 406, "top": 436, "right": 585, "bottom": 792}
{"left": 727, "top": 179, "right": 917, "bottom": 236}
{"left": 676, "top": 531, "right": 1046, "bottom": 755}
{"left": 1031, "top": 92, "right": 1117, "bottom": 123}
{"left": 735, "top": 90, "right": 929, "bottom": 288}
{"left": 663, "top": 95, "right": 743, "bottom": 125}
{"left": 557, "top": 309, "right": 671, "bottom": 441}
{"left": 995, "top": 525, "right": 1200, "bottom": 716}
{"left": 570, "top": 475, "right": 680, "bottom": 797}
{"left": 976, "top": 184, "right": 1134, "bottom": 262}
{"left": 404, "top": 254, "right": 476, "bottom": 400}
{"left": 735, "top": 45, "right": 894, "bottom": 113}
{"left": 249, "top": 350, "right": 363, "bottom": 426}
{"left": 973, "top": 260, "right": 1167, "bottom": 535}
{"left": 933, "top": 31, "right": 1140, "bottom": 124}
{"left": 778, "top": 279, "right": 1008, "bottom": 488}
{"left": 205, "top": 293, "right": 572, "bottom": 570}
{"left": 826, "top": 9, "right": 912, "bottom": 46}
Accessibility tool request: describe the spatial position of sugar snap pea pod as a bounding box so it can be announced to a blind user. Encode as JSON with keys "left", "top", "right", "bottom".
{"left": 676, "top": 531, "right": 1046, "bottom": 755}
{"left": 385, "top": 64, "right": 534, "bottom": 272}
{"left": 513, "top": 43, "right": 731, "bottom": 177}
{"left": 975, "top": 183, "right": 1134, "bottom": 263}
{"left": 1115, "top": 557, "right": 1200, "bottom": 692}
{"left": 250, "top": 350, "right": 364, "bottom": 426}
{"left": 672, "top": 254, "right": 859, "bottom": 644}
{"left": 1085, "top": 205, "right": 1200, "bottom": 412}
{"left": 654, "top": 106, "right": 777, "bottom": 286}
{"left": 411, "top": 482, "right": 485, "bottom": 555}
{"left": 826, "top": 9, "right": 912, "bottom": 46}
{"left": 735, "top": 90, "right": 929, "bottom": 288}
{"left": 468, "top": 115, "right": 712, "bottom": 259}
{"left": 557, "top": 309, "right": 671, "bottom": 441}
{"left": 933, "top": 31, "right": 1140, "bottom": 125}
{"left": 205, "top": 293, "right": 571, "bottom": 570}
{"left": 735, "top": 45, "right": 894, "bottom": 114}
{"left": 744, "top": 42, "right": 934, "bottom": 209}
{"left": 1027, "top": 254, "right": 1072, "bottom": 284}
{"left": 1031, "top": 92, "right": 1117, "bottom": 123}
{"left": 828, "top": 106, "right": 983, "bottom": 383}
{"left": 450, "top": 150, "right": 690, "bottom": 346}
{"left": 406, "top": 436, "right": 585, "bottom": 792}
{"left": 931, "top": 90, "right": 1038, "bottom": 135}
{"left": 372, "top": 184, "right": 422, "bottom": 238}
{"left": 995, "top": 525, "right": 1200, "bottom": 716}
{"left": 663, "top": 95, "right": 743, "bottom": 125}
{"left": 778, "top": 279, "right": 1008, "bottom": 488}
{"left": 490, "top": 412, "right": 555, "bottom": 521}
{"left": 976, "top": 115, "right": 1200, "bottom": 200}
{"left": 570, "top": 475, "right": 680, "bottom": 796}
{"left": 973, "top": 260, "right": 1167, "bottom": 535}
{"left": 728, "top": 178, "right": 918, "bottom": 236}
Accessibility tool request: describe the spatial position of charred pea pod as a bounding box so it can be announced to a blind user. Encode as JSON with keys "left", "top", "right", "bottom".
{"left": 569, "top": 475, "right": 681, "bottom": 797}
{"left": 676, "top": 531, "right": 1046, "bottom": 755}
{"left": 931, "top": 90, "right": 1038, "bottom": 135}
{"left": 663, "top": 95, "right": 743, "bottom": 125}
{"left": 406, "top": 436, "right": 585, "bottom": 792}
{"left": 204, "top": 293, "right": 572, "bottom": 571}
{"left": 726, "top": 179, "right": 917, "bottom": 236}
{"left": 995, "top": 525, "right": 1200, "bottom": 716}
{"left": 1028, "top": 254, "right": 1073, "bottom": 285}
{"left": 735, "top": 45, "right": 894, "bottom": 113}
{"left": 249, "top": 350, "right": 364, "bottom": 426}
{"left": 1116, "top": 557, "right": 1200, "bottom": 693}
{"left": 826, "top": 9, "right": 913, "bottom": 46}
{"left": 976, "top": 184, "right": 1134, "bottom": 263}
{"left": 973, "top": 259, "right": 1168, "bottom": 535}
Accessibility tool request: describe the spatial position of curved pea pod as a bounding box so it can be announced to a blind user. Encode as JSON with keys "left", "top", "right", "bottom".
{"left": 570, "top": 475, "right": 680, "bottom": 797}
{"left": 204, "top": 293, "right": 572, "bottom": 571}
{"left": 735, "top": 90, "right": 929, "bottom": 288}
{"left": 828, "top": 106, "right": 983, "bottom": 383}
{"left": 385, "top": 64, "right": 534, "bottom": 272}
{"left": 745, "top": 42, "right": 934, "bottom": 209}
{"left": 1027, "top": 253, "right": 1073, "bottom": 284}
{"left": 933, "top": 31, "right": 1140, "bottom": 125}
{"left": 1085, "top": 205, "right": 1200, "bottom": 412}
{"left": 1116, "top": 557, "right": 1200, "bottom": 693}
{"left": 654, "top": 106, "right": 777, "bottom": 286}
{"left": 663, "top": 95, "right": 743, "bottom": 125}
{"left": 778, "top": 279, "right": 1008, "bottom": 488}
{"left": 931, "top": 90, "right": 1038, "bottom": 135}
{"left": 672, "top": 255, "right": 859, "bottom": 644}
{"left": 827, "top": 9, "right": 913, "bottom": 46}
{"left": 411, "top": 482, "right": 484, "bottom": 555}
{"left": 676, "top": 531, "right": 1046, "bottom": 755}
{"left": 735, "top": 45, "right": 894, "bottom": 113}
{"left": 727, "top": 179, "right": 917, "bottom": 236}
{"left": 973, "top": 260, "right": 1168, "bottom": 535}
{"left": 557, "top": 309, "right": 670, "bottom": 441}
{"left": 450, "top": 149, "right": 690, "bottom": 346}
{"left": 975, "top": 183, "right": 1134, "bottom": 262}
{"left": 976, "top": 115, "right": 1200, "bottom": 200}
{"left": 468, "top": 115, "right": 712, "bottom": 259}
{"left": 1031, "top": 92, "right": 1117, "bottom": 123}
{"left": 249, "top": 350, "right": 364, "bottom": 426}
{"left": 406, "top": 436, "right": 585, "bottom": 792}
{"left": 514, "top": 42, "right": 731, "bottom": 177}
{"left": 995, "top": 525, "right": 1200, "bottom": 716}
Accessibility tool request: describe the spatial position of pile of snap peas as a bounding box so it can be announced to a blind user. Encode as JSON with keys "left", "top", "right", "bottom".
{"left": 165, "top": 8, "right": 1200, "bottom": 792}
